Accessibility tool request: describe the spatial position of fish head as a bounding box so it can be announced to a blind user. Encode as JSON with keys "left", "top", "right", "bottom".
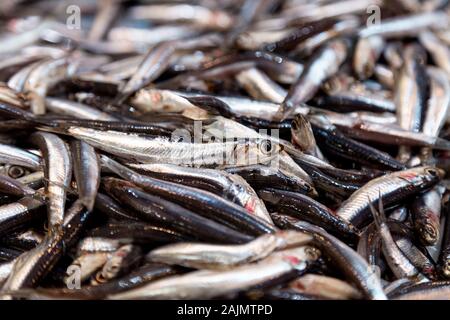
{"left": 279, "top": 246, "right": 321, "bottom": 271}
{"left": 417, "top": 216, "right": 440, "bottom": 246}
{"left": 233, "top": 139, "right": 280, "bottom": 166}
{"left": 291, "top": 114, "right": 316, "bottom": 153}
{"left": 441, "top": 258, "right": 450, "bottom": 278}
{"left": 400, "top": 167, "right": 444, "bottom": 186}
{"left": 424, "top": 167, "right": 446, "bottom": 180}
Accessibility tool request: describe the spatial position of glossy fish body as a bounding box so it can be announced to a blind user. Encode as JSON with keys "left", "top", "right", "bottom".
{"left": 336, "top": 167, "right": 443, "bottom": 229}
{"left": 88, "top": 222, "right": 190, "bottom": 244}
{"left": 259, "top": 189, "right": 358, "bottom": 241}
{"left": 45, "top": 97, "right": 117, "bottom": 121}
{"left": 411, "top": 187, "right": 443, "bottom": 246}
{"left": 390, "top": 281, "right": 450, "bottom": 300}
{"left": 0, "top": 174, "right": 35, "bottom": 197}
{"left": 147, "top": 231, "right": 312, "bottom": 270}
{"left": 278, "top": 38, "right": 348, "bottom": 119}
{"left": 354, "top": 36, "right": 384, "bottom": 80}
{"left": 109, "top": 246, "right": 320, "bottom": 300}
{"left": 225, "top": 164, "right": 314, "bottom": 195}
{"left": 102, "top": 158, "right": 275, "bottom": 236}
{"left": 359, "top": 11, "right": 449, "bottom": 38}
{"left": 439, "top": 202, "right": 450, "bottom": 278}
{"left": 50, "top": 126, "right": 273, "bottom": 167}
{"left": 310, "top": 117, "right": 406, "bottom": 170}
{"left": 71, "top": 140, "right": 99, "bottom": 211}
{"left": 0, "top": 192, "right": 45, "bottom": 237}
{"left": 125, "top": 162, "right": 272, "bottom": 223}
{"left": 0, "top": 143, "right": 42, "bottom": 170}
{"left": 272, "top": 215, "right": 387, "bottom": 300}
{"left": 103, "top": 178, "right": 255, "bottom": 244}
{"left": 370, "top": 201, "right": 422, "bottom": 280}
{"left": 2, "top": 201, "right": 90, "bottom": 290}
{"left": 31, "top": 132, "right": 72, "bottom": 227}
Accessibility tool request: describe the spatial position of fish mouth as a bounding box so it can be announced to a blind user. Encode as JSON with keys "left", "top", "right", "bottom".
{"left": 421, "top": 223, "right": 438, "bottom": 245}
{"left": 425, "top": 167, "right": 446, "bottom": 179}
{"left": 441, "top": 261, "right": 450, "bottom": 278}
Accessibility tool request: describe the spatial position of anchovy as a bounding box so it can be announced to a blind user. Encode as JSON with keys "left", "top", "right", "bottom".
{"left": 0, "top": 174, "right": 35, "bottom": 197}
{"left": 87, "top": 0, "right": 120, "bottom": 42}
{"left": 312, "top": 91, "right": 396, "bottom": 114}
{"left": 102, "top": 157, "right": 276, "bottom": 234}
{"left": 236, "top": 68, "right": 287, "bottom": 103}
{"left": 394, "top": 237, "right": 436, "bottom": 278}
{"left": 225, "top": 164, "right": 315, "bottom": 196}
{"left": 272, "top": 215, "right": 387, "bottom": 300}
{"left": 116, "top": 42, "right": 176, "bottom": 103}
{"left": 65, "top": 251, "right": 110, "bottom": 285}
{"left": 411, "top": 187, "right": 444, "bottom": 246}
{"left": 374, "top": 64, "right": 395, "bottom": 89}
{"left": 0, "top": 191, "right": 45, "bottom": 237}
{"left": 42, "top": 126, "right": 275, "bottom": 167}
{"left": 439, "top": 202, "right": 450, "bottom": 278}
{"left": 369, "top": 199, "right": 423, "bottom": 280}
{"left": 88, "top": 222, "right": 190, "bottom": 244}
{"left": 292, "top": 18, "right": 359, "bottom": 58}
{"left": 31, "top": 132, "right": 72, "bottom": 228}
{"left": 359, "top": 11, "right": 449, "bottom": 38}
{"left": 390, "top": 281, "right": 450, "bottom": 300}
{"left": 0, "top": 143, "right": 42, "bottom": 170}
{"left": 124, "top": 162, "right": 273, "bottom": 223}
{"left": 103, "top": 176, "right": 271, "bottom": 240}
{"left": 289, "top": 274, "right": 363, "bottom": 300}
{"left": 71, "top": 140, "right": 99, "bottom": 212}
{"left": 2, "top": 200, "right": 91, "bottom": 290}
{"left": 39, "top": 118, "right": 174, "bottom": 138}
{"left": 2, "top": 229, "right": 44, "bottom": 251}
{"left": 45, "top": 97, "right": 118, "bottom": 121}
{"left": 96, "top": 244, "right": 141, "bottom": 283}
{"left": 291, "top": 114, "right": 324, "bottom": 159}
{"left": 128, "top": 4, "right": 234, "bottom": 30}
{"left": 278, "top": 38, "right": 349, "bottom": 119}
{"left": 421, "top": 67, "right": 450, "bottom": 161}
{"left": 109, "top": 246, "right": 320, "bottom": 300}
{"left": 322, "top": 112, "right": 450, "bottom": 150}
{"left": 24, "top": 57, "right": 75, "bottom": 115}
{"left": 419, "top": 31, "right": 450, "bottom": 76}
{"left": 395, "top": 44, "right": 429, "bottom": 162}
{"left": 310, "top": 116, "right": 406, "bottom": 170}
{"left": 147, "top": 231, "right": 312, "bottom": 270}
{"left": 265, "top": 19, "right": 338, "bottom": 53}
{"left": 259, "top": 189, "right": 358, "bottom": 241}
{"left": 93, "top": 193, "right": 140, "bottom": 222}
{"left": 354, "top": 36, "right": 385, "bottom": 80}
{"left": 336, "top": 167, "right": 443, "bottom": 229}
{"left": 77, "top": 237, "right": 121, "bottom": 255}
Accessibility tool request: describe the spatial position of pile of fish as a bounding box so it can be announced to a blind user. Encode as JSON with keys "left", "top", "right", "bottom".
{"left": 1, "top": 0, "right": 450, "bottom": 300}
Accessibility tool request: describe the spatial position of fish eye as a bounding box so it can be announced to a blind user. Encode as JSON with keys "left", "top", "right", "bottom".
{"left": 8, "top": 166, "right": 25, "bottom": 178}
{"left": 259, "top": 140, "right": 272, "bottom": 154}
